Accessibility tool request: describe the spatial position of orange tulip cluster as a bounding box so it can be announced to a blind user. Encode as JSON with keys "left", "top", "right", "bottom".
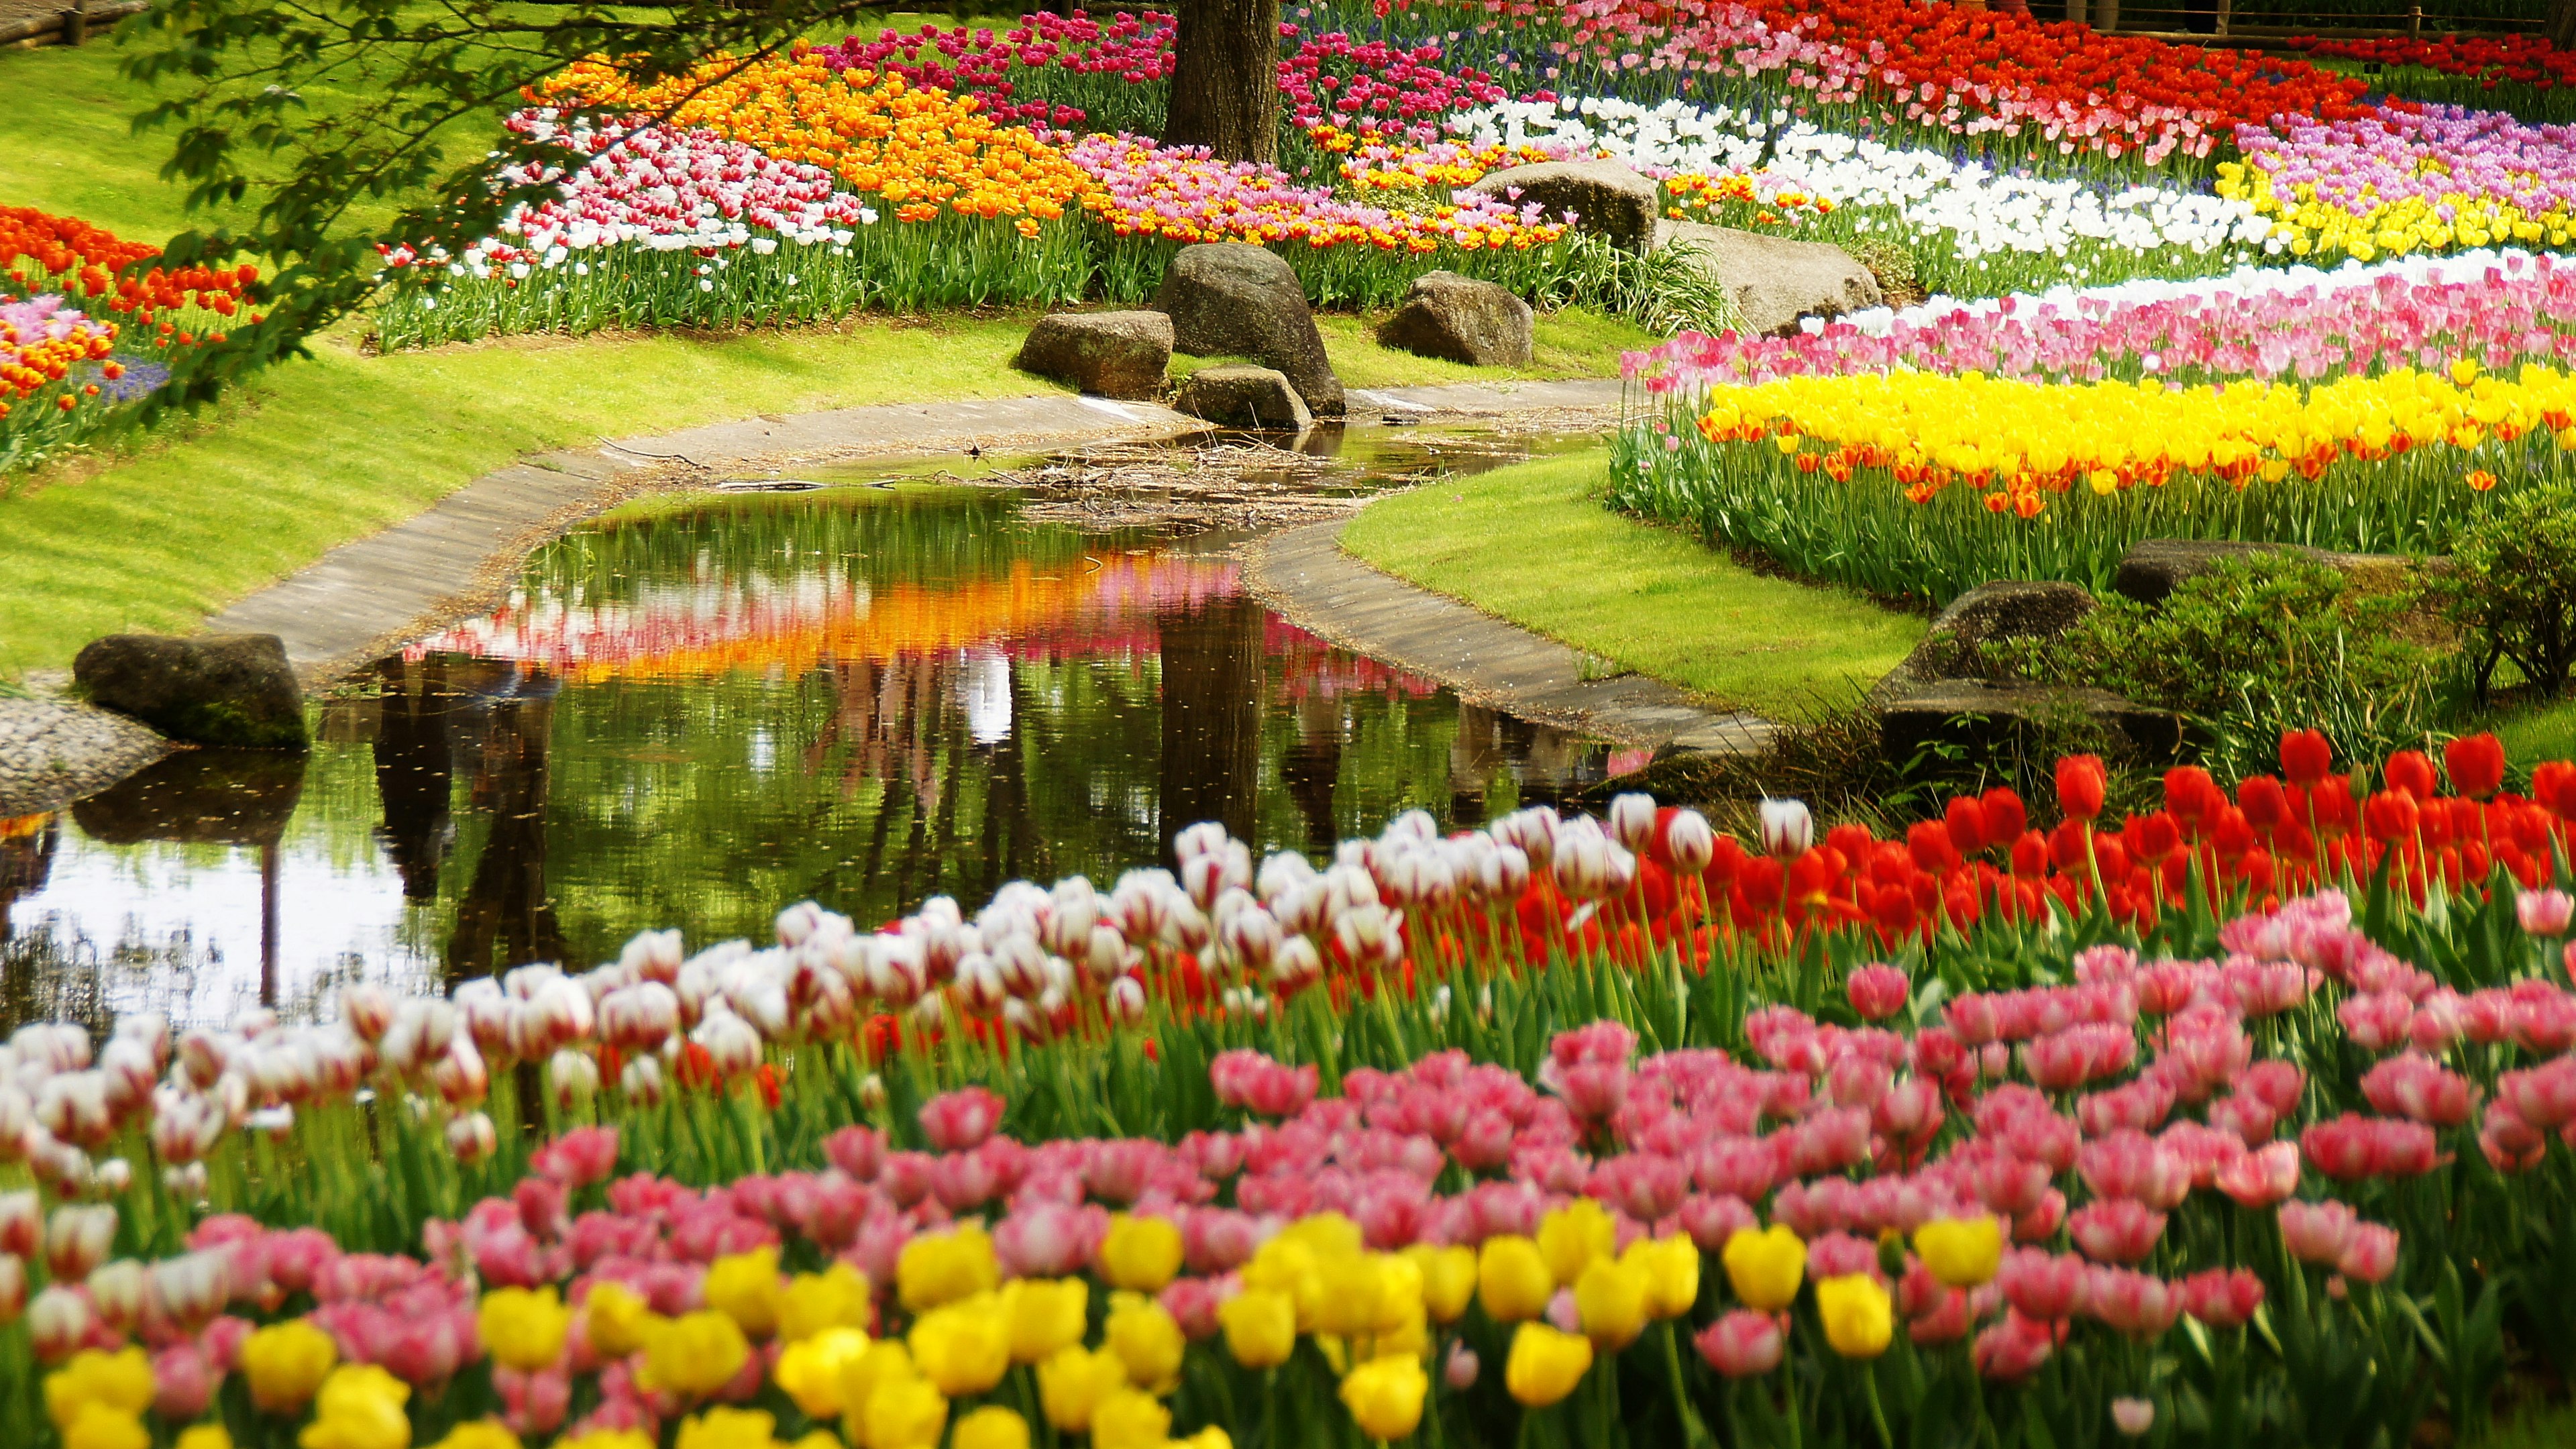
{"left": 545, "top": 55, "right": 1093, "bottom": 235}
{"left": 1664, "top": 171, "right": 1838, "bottom": 230}
{"left": 0, "top": 206, "right": 256, "bottom": 347}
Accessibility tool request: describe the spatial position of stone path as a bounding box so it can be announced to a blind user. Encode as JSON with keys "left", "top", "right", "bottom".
{"left": 1244, "top": 517, "right": 1774, "bottom": 755}
{"left": 207, "top": 393, "right": 1203, "bottom": 677}
{"left": 1347, "top": 378, "right": 1623, "bottom": 416}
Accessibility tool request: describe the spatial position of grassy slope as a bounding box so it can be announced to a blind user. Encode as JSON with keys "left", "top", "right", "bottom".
{"left": 1342, "top": 450, "right": 1924, "bottom": 718}
{"left": 1176, "top": 310, "right": 1655, "bottom": 391}
{"left": 0, "top": 32, "right": 1657, "bottom": 676}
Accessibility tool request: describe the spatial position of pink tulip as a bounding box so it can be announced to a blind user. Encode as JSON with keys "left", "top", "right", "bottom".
{"left": 2279, "top": 1199, "right": 2359, "bottom": 1265}
{"left": 2069, "top": 1200, "right": 2167, "bottom": 1265}
{"left": 1697, "top": 1309, "right": 1785, "bottom": 1377}
{"left": 1847, "top": 964, "right": 1911, "bottom": 1021}
{"left": 2338, "top": 1222, "right": 2401, "bottom": 1285}
{"left": 2215, "top": 1142, "right": 2302, "bottom": 1209}
{"left": 1972, "top": 1311, "right": 2057, "bottom": 1382}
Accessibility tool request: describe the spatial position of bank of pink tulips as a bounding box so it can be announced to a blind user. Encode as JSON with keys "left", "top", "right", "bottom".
{"left": 0, "top": 734, "right": 2571, "bottom": 1444}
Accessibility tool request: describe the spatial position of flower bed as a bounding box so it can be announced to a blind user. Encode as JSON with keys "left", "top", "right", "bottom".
{"left": 2220, "top": 105, "right": 2576, "bottom": 264}
{"left": 1609, "top": 361, "right": 2564, "bottom": 606}
{"left": 1, "top": 733, "right": 2574, "bottom": 1448}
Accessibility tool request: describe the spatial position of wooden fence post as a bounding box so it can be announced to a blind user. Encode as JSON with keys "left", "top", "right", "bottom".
{"left": 62, "top": 0, "right": 89, "bottom": 46}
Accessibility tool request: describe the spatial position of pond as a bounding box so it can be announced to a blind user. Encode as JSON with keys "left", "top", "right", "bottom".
{"left": 0, "top": 427, "right": 1627, "bottom": 1028}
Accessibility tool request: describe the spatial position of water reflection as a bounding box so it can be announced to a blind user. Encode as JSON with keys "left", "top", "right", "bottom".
{"left": 2, "top": 472, "right": 1617, "bottom": 1024}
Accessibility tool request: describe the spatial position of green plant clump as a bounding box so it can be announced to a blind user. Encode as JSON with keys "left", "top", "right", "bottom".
{"left": 1978, "top": 551, "right": 2470, "bottom": 780}
{"left": 2438, "top": 478, "right": 2576, "bottom": 705}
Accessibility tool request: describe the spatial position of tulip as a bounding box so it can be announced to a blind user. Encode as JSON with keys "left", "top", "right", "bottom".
{"left": 43, "top": 1346, "right": 155, "bottom": 1431}
{"left": 1340, "top": 1354, "right": 1428, "bottom": 1442}
{"left": 641, "top": 1311, "right": 751, "bottom": 1400}
{"left": 1099, "top": 1214, "right": 1184, "bottom": 1293}
{"left": 2112, "top": 1397, "right": 2156, "bottom": 1438}
{"left": 1759, "top": 798, "right": 1814, "bottom": 859}
{"left": 1445, "top": 1340, "right": 1481, "bottom": 1389}
{"left": 1847, "top": 963, "right": 1911, "bottom": 1020}
{"left": 896, "top": 1226, "right": 999, "bottom": 1312}
{"left": 1038, "top": 1345, "right": 1128, "bottom": 1433}
{"left": 702, "top": 1246, "right": 783, "bottom": 1340}
{"left": 45, "top": 1205, "right": 115, "bottom": 1285}
{"left": 1503, "top": 1322, "right": 1593, "bottom": 1407}
{"left": 1574, "top": 1255, "right": 1650, "bottom": 1348}
{"left": 580, "top": 1281, "right": 652, "bottom": 1358}
{"left": 1405, "top": 1244, "right": 1479, "bottom": 1324}
{"left": 864, "top": 1374, "right": 949, "bottom": 1449}
{"left": 150, "top": 1344, "right": 215, "bottom": 1422}
{"left": 1218, "top": 1287, "right": 1296, "bottom": 1368}
{"left": 1478, "top": 1235, "right": 1556, "bottom": 1322}
{"left": 1721, "top": 1224, "right": 1807, "bottom": 1311}
{"left": 1104, "top": 1293, "right": 1186, "bottom": 1393}
{"left": 480, "top": 1287, "right": 572, "bottom": 1372}
{"left": 2339, "top": 1223, "right": 2402, "bottom": 1285}
{"left": 908, "top": 1296, "right": 1011, "bottom": 1397}
{"left": 1816, "top": 1274, "right": 1894, "bottom": 1358}
{"left": 1914, "top": 1217, "right": 2003, "bottom": 1288}
{"left": 241, "top": 1318, "right": 339, "bottom": 1412}
{"left": 1696, "top": 1309, "right": 1784, "bottom": 1377}
{"left": 774, "top": 1328, "right": 872, "bottom": 1419}
{"left": 778, "top": 1263, "right": 871, "bottom": 1345}
{"left": 2520, "top": 890, "right": 2575, "bottom": 938}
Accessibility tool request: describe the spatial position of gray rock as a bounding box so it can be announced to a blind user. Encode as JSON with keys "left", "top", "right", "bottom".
{"left": 1376, "top": 271, "right": 1534, "bottom": 366}
{"left": 73, "top": 633, "right": 308, "bottom": 749}
{"left": 1014, "top": 311, "right": 1174, "bottom": 400}
{"left": 1654, "top": 221, "right": 1884, "bottom": 337}
{"left": 1876, "top": 680, "right": 2188, "bottom": 767}
{"left": 1874, "top": 580, "right": 2100, "bottom": 704}
{"left": 2112, "top": 537, "right": 2436, "bottom": 608}
{"left": 1468, "top": 161, "right": 1661, "bottom": 252}
{"left": 0, "top": 699, "right": 170, "bottom": 816}
{"left": 1153, "top": 244, "right": 1344, "bottom": 416}
{"left": 1174, "top": 366, "right": 1314, "bottom": 431}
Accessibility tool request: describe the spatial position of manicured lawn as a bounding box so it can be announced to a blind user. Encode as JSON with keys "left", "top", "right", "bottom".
{"left": 2497, "top": 696, "right": 2576, "bottom": 765}
{"left": 1341, "top": 449, "right": 1924, "bottom": 718}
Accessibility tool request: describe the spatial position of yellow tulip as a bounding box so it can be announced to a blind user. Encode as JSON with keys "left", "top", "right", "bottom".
{"left": 1722, "top": 1225, "right": 1807, "bottom": 1313}
{"left": 703, "top": 1248, "right": 784, "bottom": 1340}
{"left": 241, "top": 1320, "right": 339, "bottom": 1413}
{"left": 177, "top": 1427, "right": 237, "bottom": 1449}
{"left": 1002, "top": 1277, "right": 1089, "bottom": 1364}
{"left": 896, "top": 1225, "right": 998, "bottom": 1312}
{"left": 44, "top": 1348, "right": 154, "bottom": 1431}
{"left": 1241, "top": 1238, "right": 1324, "bottom": 1334}
{"left": 1037, "top": 1345, "right": 1129, "bottom": 1432}
{"left": 1574, "top": 1255, "right": 1650, "bottom": 1349}
{"left": 62, "top": 1404, "right": 150, "bottom": 1449}
{"left": 1913, "top": 1218, "right": 2004, "bottom": 1289}
{"left": 779, "top": 1263, "right": 873, "bottom": 1344}
{"left": 1478, "top": 1235, "right": 1556, "bottom": 1322}
{"left": 1536, "top": 1199, "right": 1615, "bottom": 1287}
{"left": 1627, "top": 1236, "right": 1703, "bottom": 1320}
{"left": 836, "top": 1339, "right": 916, "bottom": 1434}
{"left": 907, "top": 1295, "right": 1012, "bottom": 1397}
{"left": 642, "top": 1311, "right": 752, "bottom": 1399}
{"left": 422, "top": 1421, "right": 520, "bottom": 1449}
{"left": 1277, "top": 1212, "right": 1364, "bottom": 1260}
{"left": 1218, "top": 1286, "right": 1297, "bottom": 1368}
{"left": 1503, "top": 1322, "right": 1593, "bottom": 1408}
{"left": 1339, "top": 1354, "right": 1429, "bottom": 1442}
{"left": 478, "top": 1287, "right": 573, "bottom": 1372}
{"left": 774, "top": 1327, "right": 873, "bottom": 1419}
{"left": 1099, "top": 1214, "right": 1185, "bottom": 1293}
{"left": 1815, "top": 1274, "right": 1894, "bottom": 1359}
{"left": 952, "top": 1406, "right": 1031, "bottom": 1449}
{"left": 298, "top": 1366, "right": 412, "bottom": 1449}
{"left": 1405, "top": 1244, "right": 1479, "bottom": 1324}
{"left": 862, "top": 1375, "right": 948, "bottom": 1449}
{"left": 1089, "top": 1389, "right": 1172, "bottom": 1449}
{"left": 1105, "top": 1291, "right": 1187, "bottom": 1393}
{"left": 674, "top": 1407, "right": 777, "bottom": 1449}
{"left": 580, "top": 1281, "right": 653, "bottom": 1358}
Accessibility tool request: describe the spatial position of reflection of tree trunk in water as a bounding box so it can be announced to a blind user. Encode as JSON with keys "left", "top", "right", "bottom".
{"left": 374, "top": 657, "right": 457, "bottom": 900}
{"left": 977, "top": 665, "right": 1048, "bottom": 901}
{"left": 0, "top": 817, "right": 59, "bottom": 1032}
{"left": 1281, "top": 696, "right": 1342, "bottom": 856}
{"left": 1157, "top": 595, "right": 1265, "bottom": 860}
{"left": 445, "top": 685, "right": 568, "bottom": 990}
{"left": 918, "top": 712, "right": 969, "bottom": 908}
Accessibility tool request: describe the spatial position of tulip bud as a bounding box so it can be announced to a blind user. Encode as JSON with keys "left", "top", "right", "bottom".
{"left": 549, "top": 1049, "right": 599, "bottom": 1112}
{"left": 1444, "top": 1340, "right": 1481, "bottom": 1389}
{"left": 45, "top": 1203, "right": 116, "bottom": 1283}
{"left": 0, "top": 1191, "right": 37, "bottom": 1258}
{"left": 89, "top": 1258, "right": 147, "bottom": 1332}
{"left": 27, "top": 1284, "right": 92, "bottom": 1362}
{"left": 621, "top": 1055, "right": 666, "bottom": 1108}
{"left": 448, "top": 1111, "right": 498, "bottom": 1165}
{"left": 2112, "top": 1397, "right": 2155, "bottom": 1438}
{"left": 339, "top": 985, "right": 396, "bottom": 1044}
{"left": 1758, "top": 798, "right": 1813, "bottom": 859}
{"left": 1107, "top": 977, "right": 1147, "bottom": 1028}
{"left": 162, "top": 1163, "right": 209, "bottom": 1202}
{"left": 0, "top": 1254, "right": 22, "bottom": 1324}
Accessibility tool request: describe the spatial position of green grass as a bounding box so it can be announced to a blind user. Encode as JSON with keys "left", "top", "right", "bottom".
{"left": 2496, "top": 696, "right": 2576, "bottom": 765}
{"left": 1342, "top": 449, "right": 1924, "bottom": 718}
{"left": 0, "top": 315, "right": 1053, "bottom": 674}
{"left": 2480, "top": 1398, "right": 2576, "bottom": 1448}
{"left": 1172, "top": 310, "right": 1656, "bottom": 392}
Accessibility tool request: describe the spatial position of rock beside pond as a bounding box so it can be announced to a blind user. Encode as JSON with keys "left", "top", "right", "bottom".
{"left": 1468, "top": 160, "right": 1661, "bottom": 252}
{"left": 0, "top": 698, "right": 170, "bottom": 816}
{"left": 1377, "top": 272, "right": 1534, "bottom": 367}
{"left": 1175, "top": 366, "right": 1315, "bottom": 431}
{"left": 1876, "top": 680, "right": 2189, "bottom": 766}
{"left": 1654, "top": 221, "right": 1884, "bottom": 337}
{"left": 2113, "top": 537, "right": 2436, "bottom": 608}
{"left": 1015, "top": 311, "right": 1174, "bottom": 400}
{"left": 1153, "top": 243, "right": 1345, "bottom": 417}
{"left": 74, "top": 633, "right": 308, "bottom": 749}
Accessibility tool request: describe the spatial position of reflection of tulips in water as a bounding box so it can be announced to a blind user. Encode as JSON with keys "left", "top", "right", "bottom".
{"left": 409, "top": 553, "right": 1426, "bottom": 697}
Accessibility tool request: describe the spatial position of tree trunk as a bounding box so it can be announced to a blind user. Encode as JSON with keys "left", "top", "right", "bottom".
{"left": 1166, "top": 0, "right": 1281, "bottom": 164}
{"left": 2554, "top": 0, "right": 2576, "bottom": 53}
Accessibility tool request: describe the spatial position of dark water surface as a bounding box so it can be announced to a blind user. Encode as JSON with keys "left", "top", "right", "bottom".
{"left": 0, "top": 427, "right": 1629, "bottom": 1027}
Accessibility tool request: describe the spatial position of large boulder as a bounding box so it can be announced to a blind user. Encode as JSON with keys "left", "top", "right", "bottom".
{"left": 1468, "top": 161, "right": 1660, "bottom": 252}
{"left": 1654, "top": 221, "right": 1883, "bottom": 337}
{"left": 2112, "top": 537, "right": 2436, "bottom": 608}
{"left": 1014, "top": 311, "right": 1173, "bottom": 400}
{"left": 1873, "top": 580, "right": 2099, "bottom": 702}
{"left": 1153, "top": 244, "right": 1344, "bottom": 416}
{"left": 1377, "top": 271, "right": 1534, "bottom": 366}
{"left": 1173, "top": 366, "right": 1313, "bottom": 431}
{"left": 1875, "top": 680, "right": 2189, "bottom": 766}
{"left": 74, "top": 633, "right": 307, "bottom": 749}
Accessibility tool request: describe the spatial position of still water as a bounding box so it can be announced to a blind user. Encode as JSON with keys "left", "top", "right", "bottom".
{"left": 0, "top": 430, "right": 1628, "bottom": 1028}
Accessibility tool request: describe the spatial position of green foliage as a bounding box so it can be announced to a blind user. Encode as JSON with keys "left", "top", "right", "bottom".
{"left": 1979, "top": 551, "right": 2469, "bottom": 780}
{"left": 1532, "top": 232, "right": 1743, "bottom": 337}
{"left": 2438, "top": 478, "right": 2576, "bottom": 703}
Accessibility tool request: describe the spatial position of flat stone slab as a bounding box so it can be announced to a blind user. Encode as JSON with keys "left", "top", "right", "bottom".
{"left": 0, "top": 699, "right": 171, "bottom": 816}
{"left": 1348, "top": 380, "right": 1623, "bottom": 417}
{"left": 1244, "top": 518, "right": 1773, "bottom": 755}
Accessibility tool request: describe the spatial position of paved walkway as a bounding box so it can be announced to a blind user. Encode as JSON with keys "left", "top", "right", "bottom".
{"left": 208, "top": 393, "right": 1201, "bottom": 676}
{"left": 1244, "top": 518, "right": 1774, "bottom": 755}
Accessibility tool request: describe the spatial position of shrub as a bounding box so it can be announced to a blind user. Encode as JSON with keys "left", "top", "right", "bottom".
{"left": 1978, "top": 552, "right": 2467, "bottom": 780}
{"left": 2439, "top": 478, "right": 2576, "bottom": 703}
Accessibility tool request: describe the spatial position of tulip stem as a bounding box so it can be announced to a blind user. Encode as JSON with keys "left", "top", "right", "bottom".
{"left": 1860, "top": 1365, "right": 1894, "bottom": 1449}
{"left": 1658, "top": 1321, "right": 1713, "bottom": 1448}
